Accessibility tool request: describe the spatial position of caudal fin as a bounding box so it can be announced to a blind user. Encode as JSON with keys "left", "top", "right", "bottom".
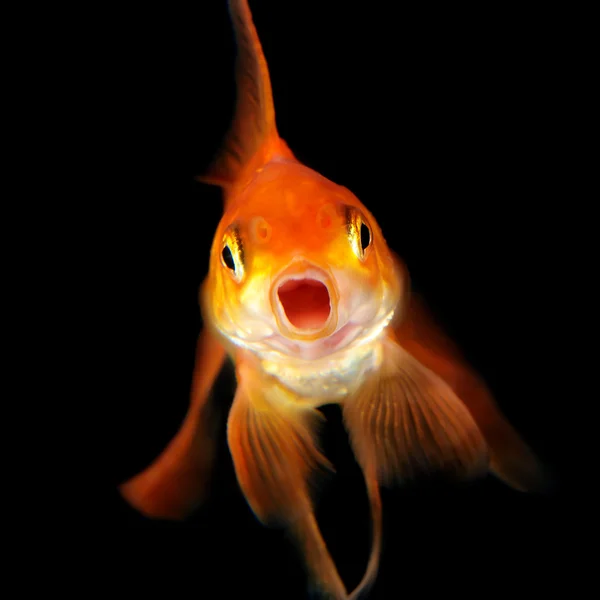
{"left": 199, "top": 0, "right": 294, "bottom": 194}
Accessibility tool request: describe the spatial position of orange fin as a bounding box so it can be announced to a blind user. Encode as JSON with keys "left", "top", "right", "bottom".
{"left": 342, "top": 337, "right": 488, "bottom": 598}
{"left": 342, "top": 337, "right": 489, "bottom": 597}
{"left": 227, "top": 361, "right": 347, "bottom": 599}
{"left": 199, "top": 0, "right": 294, "bottom": 193}
{"left": 118, "top": 326, "right": 226, "bottom": 519}
{"left": 395, "top": 293, "right": 552, "bottom": 493}
{"left": 347, "top": 475, "right": 382, "bottom": 600}
{"left": 344, "top": 337, "right": 489, "bottom": 486}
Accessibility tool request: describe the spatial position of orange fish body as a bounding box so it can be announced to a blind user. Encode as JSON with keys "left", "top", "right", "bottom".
{"left": 119, "top": 2, "right": 548, "bottom": 598}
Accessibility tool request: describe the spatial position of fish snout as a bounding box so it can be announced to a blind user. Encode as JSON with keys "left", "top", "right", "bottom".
{"left": 271, "top": 262, "right": 338, "bottom": 340}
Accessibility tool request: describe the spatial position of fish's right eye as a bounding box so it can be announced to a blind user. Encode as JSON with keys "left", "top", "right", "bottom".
{"left": 222, "top": 244, "right": 236, "bottom": 271}
{"left": 220, "top": 227, "right": 245, "bottom": 283}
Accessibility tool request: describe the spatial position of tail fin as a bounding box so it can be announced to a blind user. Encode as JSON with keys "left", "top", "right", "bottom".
{"left": 198, "top": 0, "right": 294, "bottom": 194}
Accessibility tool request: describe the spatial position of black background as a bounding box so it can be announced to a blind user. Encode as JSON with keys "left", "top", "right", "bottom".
{"left": 99, "top": 2, "right": 575, "bottom": 598}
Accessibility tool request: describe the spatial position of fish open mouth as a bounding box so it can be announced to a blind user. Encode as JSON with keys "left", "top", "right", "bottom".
{"left": 277, "top": 278, "right": 331, "bottom": 331}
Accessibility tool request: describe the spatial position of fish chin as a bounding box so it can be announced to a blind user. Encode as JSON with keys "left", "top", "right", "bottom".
{"left": 261, "top": 321, "right": 365, "bottom": 361}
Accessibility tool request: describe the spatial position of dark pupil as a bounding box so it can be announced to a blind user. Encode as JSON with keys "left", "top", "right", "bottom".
{"left": 360, "top": 222, "right": 371, "bottom": 251}
{"left": 222, "top": 245, "right": 236, "bottom": 271}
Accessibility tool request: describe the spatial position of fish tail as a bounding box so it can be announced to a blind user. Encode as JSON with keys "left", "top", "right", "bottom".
{"left": 118, "top": 327, "right": 226, "bottom": 519}
{"left": 198, "top": 0, "right": 295, "bottom": 195}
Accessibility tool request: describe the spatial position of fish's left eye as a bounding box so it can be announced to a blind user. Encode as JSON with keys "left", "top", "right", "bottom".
{"left": 360, "top": 221, "right": 371, "bottom": 251}
{"left": 346, "top": 206, "right": 373, "bottom": 261}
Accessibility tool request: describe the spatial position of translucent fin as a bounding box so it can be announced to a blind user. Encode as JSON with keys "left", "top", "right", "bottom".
{"left": 395, "top": 293, "right": 552, "bottom": 492}
{"left": 347, "top": 475, "right": 382, "bottom": 600}
{"left": 199, "top": 0, "right": 293, "bottom": 191}
{"left": 342, "top": 337, "right": 488, "bottom": 598}
{"left": 344, "top": 338, "right": 489, "bottom": 486}
{"left": 118, "top": 327, "right": 226, "bottom": 519}
{"left": 342, "top": 340, "right": 488, "bottom": 600}
{"left": 227, "top": 361, "right": 347, "bottom": 599}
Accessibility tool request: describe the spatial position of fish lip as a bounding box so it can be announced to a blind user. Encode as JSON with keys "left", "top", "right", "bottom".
{"left": 271, "top": 260, "right": 339, "bottom": 340}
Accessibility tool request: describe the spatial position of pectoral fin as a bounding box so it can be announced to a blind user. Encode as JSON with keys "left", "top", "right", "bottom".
{"left": 227, "top": 360, "right": 347, "bottom": 599}
{"left": 342, "top": 338, "right": 488, "bottom": 599}
{"left": 395, "top": 292, "right": 551, "bottom": 493}
{"left": 344, "top": 338, "right": 489, "bottom": 486}
{"left": 118, "top": 326, "right": 226, "bottom": 519}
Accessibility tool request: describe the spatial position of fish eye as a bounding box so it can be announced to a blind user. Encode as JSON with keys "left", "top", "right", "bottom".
{"left": 221, "top": 244, "right": 236, "bottom": 271}
{"left": 220, "top": 226, "right": 245, "bottom": 282}
{"left": 345, "top": 206, "right": 373, "bottom": 261}
{"left": 360, "top": 221, "right": 371, "bottom": 252}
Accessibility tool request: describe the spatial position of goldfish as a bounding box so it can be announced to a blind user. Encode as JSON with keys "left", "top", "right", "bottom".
{"left": 119, "top": 1, "right": 549, "bottom": 597}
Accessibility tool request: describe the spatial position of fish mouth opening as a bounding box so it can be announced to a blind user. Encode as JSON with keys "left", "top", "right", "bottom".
{"left": 277, "top": 278, "right": 331, "bottom": 331}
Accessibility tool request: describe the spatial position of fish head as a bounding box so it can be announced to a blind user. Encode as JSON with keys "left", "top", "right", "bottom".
{"left": 203, "top": 161, "right": 406, "bottom": 359}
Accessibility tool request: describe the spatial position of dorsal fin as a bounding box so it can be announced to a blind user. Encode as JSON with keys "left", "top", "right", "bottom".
{"left": 198, "top": 0, "right": 295, "bottom": 197}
